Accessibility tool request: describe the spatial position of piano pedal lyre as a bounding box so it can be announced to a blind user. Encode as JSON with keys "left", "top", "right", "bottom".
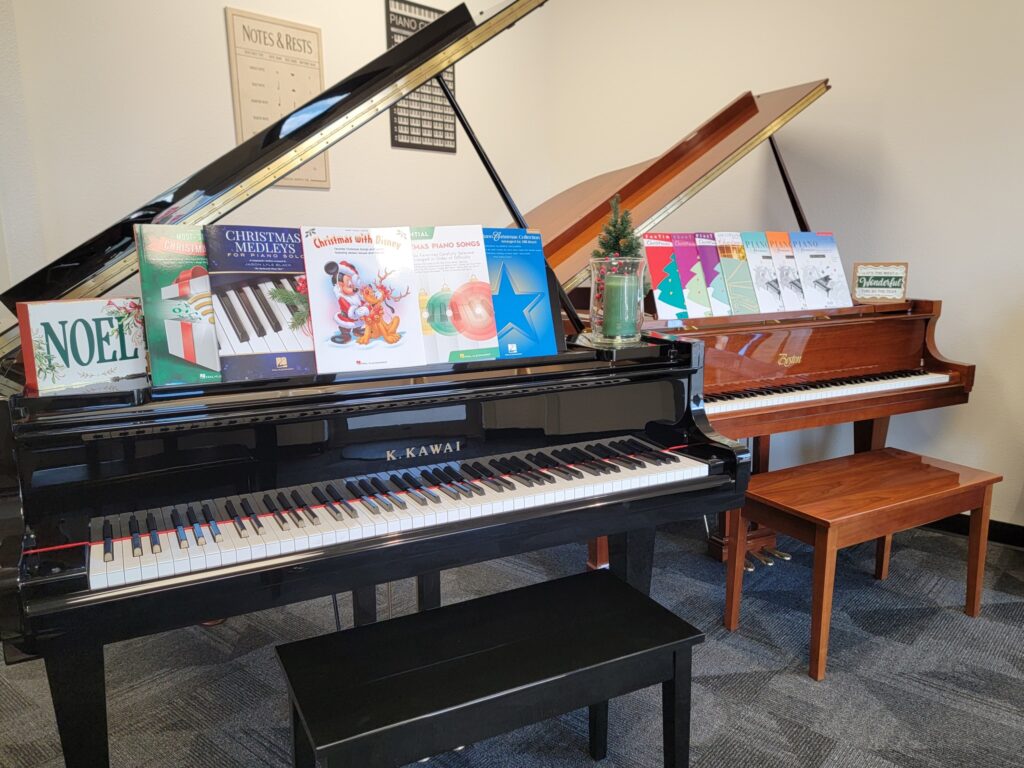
{"left": 748, "top": 550, "right": 774, "bottom": 567}
{"left": 743, "top": 557, "right": 756, "bottom": 573}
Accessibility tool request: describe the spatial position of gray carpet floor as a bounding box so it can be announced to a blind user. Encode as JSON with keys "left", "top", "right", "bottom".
{"left": 2, "top": 523, "right": 1022, "bottom": 768}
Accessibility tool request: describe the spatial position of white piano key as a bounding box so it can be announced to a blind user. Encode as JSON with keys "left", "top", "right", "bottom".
{"left": 212, "top": 292, "right": 252, "bottom": 354}
{"left": 138, "top": 535, "right": 160, "bottom": 582}
{"left": 154, "top": 532, "right": 176, "bottom": 578}
{"left": 88, "top": 543, "right": 108, "bottom": 590}
{"left": 120, "top": 538, "right": 143, "bottom": 585}
{"left": 227, "top": 289, "right": 272, "bottom": 353}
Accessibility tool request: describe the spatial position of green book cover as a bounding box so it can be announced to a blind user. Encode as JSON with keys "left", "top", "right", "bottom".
{"left": 136, "top": 224, "right": 221, "bottom": 387}
{"left": 715, "top": 231, "right": 759, "bottom": 314}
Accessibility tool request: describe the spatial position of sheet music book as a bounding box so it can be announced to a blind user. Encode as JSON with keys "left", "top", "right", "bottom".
{"left": 790, "top": 232, "right": 853, "bottom": 309}
{"left": 715, "top": 232, "right": 759, "bottom": 314}
{"left": 667, "top": 234, "right": 714, "bottom": 319}
{"left": 694, "top": 233, "right": 732, "bottom": 316}
{"left": 740, "top": 232, "right": 786, "bottom": 313}
{"left": 136, "top": 224, "right": 222, "bottom": 387}
{"left": 205, "top": 225, "right": 316, "bottom": 382}
{"left": 766, "top": 231, "right": 807, "bottom": 311}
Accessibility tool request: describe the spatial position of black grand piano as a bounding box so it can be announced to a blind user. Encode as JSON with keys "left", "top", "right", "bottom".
{"left": 0, "top": 3, "right": 748, "bottom": 766}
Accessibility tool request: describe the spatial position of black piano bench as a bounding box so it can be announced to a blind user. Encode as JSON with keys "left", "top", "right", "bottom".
{"left": 276, "top": 570, "right": 704, "bottom": 767}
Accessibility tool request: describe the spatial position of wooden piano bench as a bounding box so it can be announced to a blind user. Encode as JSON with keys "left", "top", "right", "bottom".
{"left": 723, "top": 448, "right": 1001, "bottom": 681}
{"left": 277, "top": 570, "right": 704, "bottom": 767}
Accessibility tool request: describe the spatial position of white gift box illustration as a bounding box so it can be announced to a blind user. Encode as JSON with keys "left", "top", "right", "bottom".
{"left": 164, "top": 318, "right": 219, "bottom": 371}
{"left": 161, "top": 267, "right": 211, "bottom": 300}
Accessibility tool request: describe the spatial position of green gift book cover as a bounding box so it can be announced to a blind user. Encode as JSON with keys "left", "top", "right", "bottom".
{"left": 136, "top": 224, "right": 222, "bottom": 387}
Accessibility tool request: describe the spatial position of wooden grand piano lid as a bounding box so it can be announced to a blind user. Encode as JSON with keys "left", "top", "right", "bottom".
{"left": 529, "top": 79, "right": 830, "bottom": 290}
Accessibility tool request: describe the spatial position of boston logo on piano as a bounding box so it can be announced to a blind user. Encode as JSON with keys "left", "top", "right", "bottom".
{"left": 386, "top": 440, "right": 464, "bottom": 461}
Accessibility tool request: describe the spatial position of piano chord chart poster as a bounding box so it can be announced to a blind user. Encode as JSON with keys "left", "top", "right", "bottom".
{"left": 205, "top": 225, "right": 316, "bottom": 382}
{"left": 224, "top": 8, "right": 330, "bottom": 189}
{"left": 136, "top": 225, "right": 222, "bottom": 387}
{"left": 386, "top": 0, "right": 457, "bottom": 153}
{"left": 303, "top": 226, "right": 427, "bottom": 374}
{"left": 412, "top": 226, "right": 499, "bottom": 362}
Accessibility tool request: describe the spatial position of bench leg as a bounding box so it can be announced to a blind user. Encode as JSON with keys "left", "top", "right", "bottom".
{"left": 966, "top": 486, "right": 993, "bottom": 617}
{"left": 662, "top": 648, "right": 693, "bottom": 768}
{"left": 417, "top": 571, "right": 442, "bottom": 612}
{"left": 724, "top": 506, "right": 748, "bottom": 631}
{"left": 809, "top": 527, "right": 838, "bottom": 681}
{"left": 588, "top": 701, "right": 608, "bottom": 760}
{"left": 874, "top": 534, "right": 892, "bottom": 580}
{"left": 292, "top": 703, "right": 316, "bottom": 768}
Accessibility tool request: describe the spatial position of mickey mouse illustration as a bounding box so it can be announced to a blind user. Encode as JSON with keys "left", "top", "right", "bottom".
{"left": 325, "top": 260, "right": 369, "bottom": 344}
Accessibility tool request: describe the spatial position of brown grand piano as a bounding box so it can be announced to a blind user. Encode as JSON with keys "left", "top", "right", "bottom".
{"left": 528, "top": 78, "right": 975, "bottom": 565}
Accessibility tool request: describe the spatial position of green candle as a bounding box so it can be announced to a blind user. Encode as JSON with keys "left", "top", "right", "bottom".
{"left": 602, "top": 273, "right": 639, "bottom": 338}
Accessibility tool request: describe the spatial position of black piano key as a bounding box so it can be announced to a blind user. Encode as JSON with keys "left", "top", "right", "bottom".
{"left": 290, "top": 490, "right": 321, "bottom": 525}
{"left": 630, "top": 438, "right": 679, "bottom": 463}
{"left": 322, "top": 483, "right": 361, "bottom": 519}
{"left": 358, "top": 479, "right": 393, "bottom": 511}
{"left": 145, "top": 511, "right": 163, "bottom": 553}
{"left": 427, "top": 467, "right": 473, "bottom": 498}
{"left": 233, "top": 287, "right": 266, "bottom": 338}
{"left": 588, "top": 444, "right": 640, "bottom": 469}
{"left": 222, "top": 499, "right": 250, "bottom": 537}
{"left": 388, "top": 474, "right": 428, "bottom": 505}
{"left": 169, "top": 509, "right": 189, "bottom": 549}
{"left": 216, "top": 290, "right": 249, "bottom": 343}
{"left": 309, "top": 485, "right": 345, "bottom": 521}
{"left": 370, "top": 476, "right": 407, "bottom": 509}
{"left": 201, "top": 503, "right": 225, "bottom": 542}
{"left": 276, "top": 492, "right": 306, "bottom": 528}
{"left": 262, "top": 494, "right": 292, "bottom": 530}
{"left": 605, "top": 442, "right": 646, "bottom": 467}
{"left": 402, "top": 472, "right": 441, "bottom": 503}
{"left": 102, "top": 519, "right": 115, "bottom": 562}
{"left": 470, "top": 461, "right": 516, "bottom": 489}
{"left": 573, "top": 447, "right": 619, "bottom": 473}
{"left": 510, "top": 456, "right": 555, "bottom": 483}
{"left": 185, "top": 505, "right": 207, "bottom": 546}
{"left": 249, "top": 283, "right": 282, "bottom": 332}
{"left": 440, "top": 466, "right": 485, "bottom": 496}
{"left": 346, "top": 481, "right": 380, "bottom": 513}
{"left": 127, "top": 515, "right": 143, "bottom": 557}
{"left": 419, "top": 470, "right": 460, "bottom": 500}
{"left": 490, "top": 458, "right": 533, "bottom": 486}
{"left": 239, "top": 498, "right": 266, "bottom": 534}
{"left": 617, "top": 439, "right": 664, "bottom": 464}
{"left": 552, "top": 448, "right": 598, "bottom": 475}
{"left": 460, "top": 463, "right": 504, "bottom": 491}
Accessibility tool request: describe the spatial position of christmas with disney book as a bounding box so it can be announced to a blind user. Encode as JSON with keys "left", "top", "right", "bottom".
{"left": 302, "top": 225, "right": 558, "bottom": 376}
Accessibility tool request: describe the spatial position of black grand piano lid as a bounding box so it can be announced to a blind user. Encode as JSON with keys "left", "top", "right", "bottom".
{"left": 0, "top": 0, "right": 551, "bottom": 385}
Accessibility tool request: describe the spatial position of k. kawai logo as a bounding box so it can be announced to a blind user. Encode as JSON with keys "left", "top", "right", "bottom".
{"left": 385, "top": 440, "right": 463, "bottom": 461}
{"left": 777, "top": 353, "right": 803, "bottom": 368}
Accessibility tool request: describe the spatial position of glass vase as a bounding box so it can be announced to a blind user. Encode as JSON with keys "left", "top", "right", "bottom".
{"left": 589, "top": 255, "right": 646, "bottom": 346}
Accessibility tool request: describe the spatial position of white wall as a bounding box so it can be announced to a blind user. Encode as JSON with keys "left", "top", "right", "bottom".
{"left": 1, "top": 0, "right": 1021, "bottom": 525}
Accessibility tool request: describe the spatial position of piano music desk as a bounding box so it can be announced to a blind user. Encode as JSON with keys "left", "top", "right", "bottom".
{"left": 723, "top": 449, "right": 1001, "bottom": 680}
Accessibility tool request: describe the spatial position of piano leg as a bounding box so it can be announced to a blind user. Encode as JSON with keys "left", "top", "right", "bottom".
{"left": 353, "top": 585, "right": 378, "bottom": 626}
{"left": 417, "top": 571, "right": 442, "bottom": 611}
{"left": 44, "top": 640, "right": 109, "bottom": 768}
{"left": 608, "top": 527, "right": 655, "bottom": 596}
{"left": 708, "top": 435, "right": 777, "bottom": 562}
{"left": 855, "top": 417, "right": 892, "bottom": 578}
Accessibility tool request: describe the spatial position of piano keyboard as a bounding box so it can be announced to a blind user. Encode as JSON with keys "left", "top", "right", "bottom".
{"left": 85, "top": 438, "right": 708, "bottom": 591}
{"left": 212, "top": 277, "right": 309, "bottom": 356}
{"left": 703, "top": 370, "right": 951, "bottom": 415}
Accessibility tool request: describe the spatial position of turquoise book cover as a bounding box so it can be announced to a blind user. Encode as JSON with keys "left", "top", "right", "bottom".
{"left": 715, "top": 231, "right": 759, "bottom": 314}
{"left": 482, "top": 228, "right": 558, "bottom": 360}
{"left": 694, "top": 232, "right": 732, "bottom": 316}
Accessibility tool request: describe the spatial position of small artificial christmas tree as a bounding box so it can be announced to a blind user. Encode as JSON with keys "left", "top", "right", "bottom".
{"left": 592, "top": 194, "right": 642, "bottom": 261}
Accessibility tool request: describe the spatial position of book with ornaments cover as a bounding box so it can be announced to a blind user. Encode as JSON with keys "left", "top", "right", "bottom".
{"left": 411, "top": 225, "right": 499, "bottom": 364}
{"left": 789, "top": 231, "right": 853, "bottom": 309}
{"left": 694, "top": 232, "right": 732, "bottom": 316}
{"left": 302, "top": 226, "right": 425, "bottom": 375}
{"left": 765, "top": 231, "right": 807, "bottom": 311}
{"left": 715, "top": 231, "right": 759, "bottom": 315}
{"left": 135, "top": 224, "right": 221, "bottom": 387}
{"left": 740, "top": 231, "right": 786, "bottom": 313}
{"left": 204, "top": 225, "right": 315, "bottom": 382}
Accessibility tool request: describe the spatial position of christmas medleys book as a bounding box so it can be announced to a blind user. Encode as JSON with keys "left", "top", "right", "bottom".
{"left": 204, "top": 225, "right": 315, "bottom": 382}
{"left": 136, "top": 224, "right": 222, "bottom": 387}
{"left": 17, "top": 298, "right": 147, "bottom": 394}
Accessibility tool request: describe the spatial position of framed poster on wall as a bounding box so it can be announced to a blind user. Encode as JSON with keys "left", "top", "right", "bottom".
{"left": 225, "top": 7, "right": 330, "bottom": 189}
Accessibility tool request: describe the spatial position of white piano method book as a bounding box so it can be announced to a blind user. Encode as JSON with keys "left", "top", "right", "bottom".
{"left": 740, "top": 232, "right": 786, "bottom": 313}
{"left": 205, "top": 225, "right": 316, "bottom": 382}
{"left": 790, "top": 232, "right": 853, "bottom": 309}
{"left": 765, "top": 231, "right": 807, "bottom": 311}
{"left": 302, "top": 226, "right": 427, "bottom": 375}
